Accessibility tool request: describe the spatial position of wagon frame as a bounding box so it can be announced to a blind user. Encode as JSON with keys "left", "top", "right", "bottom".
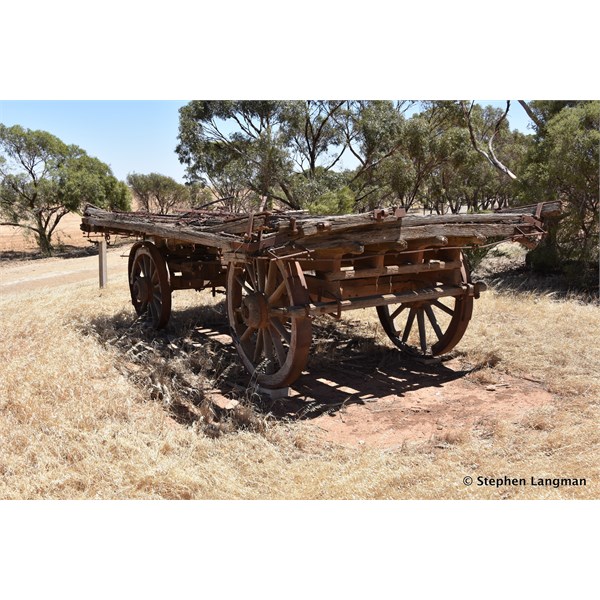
{"left": 81, "top": 201, "right": 561, "bottom": 389}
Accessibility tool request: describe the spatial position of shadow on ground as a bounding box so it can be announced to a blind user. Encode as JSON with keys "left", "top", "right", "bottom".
{"left": 0, "top": 240, "right": 131, "bottom": 262}
{"left": 84, "top": 301, "right": 473, "bottom": 434}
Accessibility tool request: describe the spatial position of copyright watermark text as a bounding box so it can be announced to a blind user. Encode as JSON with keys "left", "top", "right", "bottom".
{"left": 463, "top": 475, "right": 586, "bottom": 489}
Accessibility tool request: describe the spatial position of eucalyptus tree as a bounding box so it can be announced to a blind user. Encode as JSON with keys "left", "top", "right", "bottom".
{"left": 176, "top": 100, "right": 351, "bottom": 211}
{"left": 126, "top": 172, "right": 190, "bottom": 214}
{"left": 0, "top": 124, "right": 130, "bottom": 255}
{"left": 520, "top": 101, "right": 599, "bottom": 279}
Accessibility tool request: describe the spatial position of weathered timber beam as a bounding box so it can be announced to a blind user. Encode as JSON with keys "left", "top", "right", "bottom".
{"left": 323, "top": 260, "right": 462, "bottom": 281}
{"left": 274, "top": 203, "right": 561, "bottom": 238}
{"left": 82, "top": 206, "right": 244, "bottom": 251}
{"left": 495, "top": 201, "right": 562, "bottom": 218}
{"left": 274, "top": 210, "right": 402, "bottom": 236}
{"left": 271, "top": 284, "right": 472, "bottom": 318}
{"left": 297, "top": 223, "right": 520, "bottom": 250}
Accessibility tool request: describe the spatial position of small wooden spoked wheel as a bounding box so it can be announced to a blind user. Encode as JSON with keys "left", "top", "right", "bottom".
{"left": 377, "top": 252, "right": 474, "bottom": 356}
{"left": 227, "top": 257, "right": 312, "bottom": 389}
{"left": 128, "top": 242, "right": 172, "bottom": 329}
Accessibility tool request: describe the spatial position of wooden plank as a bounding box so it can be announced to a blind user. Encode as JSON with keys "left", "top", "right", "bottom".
{"left": 82, "top": 206, "right": 245, "bottom": 251}
{"left": 495, "top": 201, "right": 562, "bottom": 218}
{"left": 271, "top": 285, "right": 468, "bottom": 317}
{"left": 323, "top": 260, "right": 461, "bottom": 281}
{"left": 273, "top": 202, "right": 560, "bottom": 239}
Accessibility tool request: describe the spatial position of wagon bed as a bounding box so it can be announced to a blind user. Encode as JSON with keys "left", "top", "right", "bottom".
{"left": 81, "top": 201, "right": 561, "bottom": 389}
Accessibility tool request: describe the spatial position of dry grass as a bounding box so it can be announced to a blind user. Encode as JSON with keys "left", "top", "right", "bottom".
{"left": 1, "top": 265, "right": 599, "bottom": 499}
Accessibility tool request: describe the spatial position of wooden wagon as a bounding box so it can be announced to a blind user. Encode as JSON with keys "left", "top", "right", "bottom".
{"left": 81, "top": 201, "right": 561, "bottom": 389}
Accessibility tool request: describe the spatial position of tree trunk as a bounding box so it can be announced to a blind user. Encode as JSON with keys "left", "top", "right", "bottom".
{"left": 36, "top": 229, "right": 53, "bottom": 256}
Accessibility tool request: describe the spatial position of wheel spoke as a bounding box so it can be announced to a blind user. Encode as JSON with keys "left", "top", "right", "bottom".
{"left": 256, "top": 259, "right": 267, "bottom": 292}
{"left": 246, "top": 262, "right": 258, "bottom": 290}
{"left": 253, "top": 329, "right": 265, "bottom": 363}
{"left": 402, "top": 308, "right": 417, "bottom": 343}
{"left": 264, "top": 261, "right": 277, "bottom": 296}
{"left": 262, "top": 326, "right": 274, "bottom": 361}
{"left": 148, "top": 298, "right": 158, "bottom": 323}
{"left": 424, "top": 304, "right": 444, "bottom": 340}
{"left": 240, "top": 326, "right": 256, "bottom": 343}
{"left": 268, "top": 280, "right": 286, "bottom": 305}
{"left": 132, "top": 264, "right": 141, "bottom": 285}
{"left": 271, "top": 317, "right": 291, "bottom": 345}
{"left": 235, "top": 274, "right": 254, "bottom": 294}
{"left": 417, "top": 308, "right": 427, "bottom": 352}
{"left": 432, "top": 299, "right": 454, "bottom": 316}
{"left": 390, "top": 304, "right": 408, "bottom": 321}
{"left": 269, "top": 326, "right": 287, "bottom": 366}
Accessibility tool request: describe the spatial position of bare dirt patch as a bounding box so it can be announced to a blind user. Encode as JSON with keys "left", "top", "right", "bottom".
{"left": 301, "top": 361, "right": 552, "bottom": 448}
{"left": 0, "top": 212, "right": 88, "bottom": 254}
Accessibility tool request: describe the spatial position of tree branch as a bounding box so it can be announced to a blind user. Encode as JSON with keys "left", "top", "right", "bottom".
{"left": 461, "top": 100, "right": 518, "bottom": 180}
{"left": 518, "top": 100, "right": 543, "bottom": 130}
{"left": 0, "top": 221, "right": 40, "bottom": 233}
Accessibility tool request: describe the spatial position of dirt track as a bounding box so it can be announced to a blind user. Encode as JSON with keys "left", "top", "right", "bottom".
{"left": 0, "top": 248, "right": 128, "bottom": 294}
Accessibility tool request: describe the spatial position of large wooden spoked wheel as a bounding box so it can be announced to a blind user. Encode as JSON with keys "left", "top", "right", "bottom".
{"left": 377, "top": 253, "right": 474, "bottom": 357}
{"left": 128, "top": 241, "right": 172, "bottom": 329}
{"left": 227, "top": 258, "right": 312, "bottom": 389}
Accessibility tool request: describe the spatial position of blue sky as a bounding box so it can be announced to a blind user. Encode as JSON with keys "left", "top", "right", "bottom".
{"left": 0, "top": 100, "right": 534, "bottom": 183}
{"left": 0, "top": 101, "right": 189, "bottom": 182}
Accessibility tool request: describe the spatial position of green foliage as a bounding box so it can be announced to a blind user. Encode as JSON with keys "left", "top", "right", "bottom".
{"left": 520, "top": 101, "right": 599, "bottom": 285}
{"left": 177, "top": 100, "right": 293, "bottom": 208}
{"left": 126, "top": 172, "right": 189, "bottom": 214}
{"left": 307, "top": 186, "right": 356, "bottom": 216}
{"left": 0, "top": 124, "right": 130, "bottom": 255}
{"left": 176, "top": 100, "right": 351, "bottom": 211}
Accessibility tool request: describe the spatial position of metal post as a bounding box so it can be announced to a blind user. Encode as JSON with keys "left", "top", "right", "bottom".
{"left": 99, "top": 238, "right": 107, "bottom": 289}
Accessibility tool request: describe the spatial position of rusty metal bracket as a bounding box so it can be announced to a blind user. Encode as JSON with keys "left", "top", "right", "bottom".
{"left": 512, "top": 223, "right": 545, "bottom": 249}
{"left": 267, "top": 242, "right": 313, "bottom": 261}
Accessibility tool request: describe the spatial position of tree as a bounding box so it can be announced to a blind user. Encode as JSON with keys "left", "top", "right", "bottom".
{"left": 176, "top": 100, "right": 353, "bottom": 211}
{"left": 520, "top": 101, "right": 599, "bottom": 282}
{"left": 176, "top": 101, "right": 293, "bottom": 208}
{"left": 0, "top": 124, "right": 130, "bottom": 255}
{"left": 126, "top": 172, "right": 190, "bottom": 214}
{"left": 337, "top": 101, "right": 407, "bottom": 209}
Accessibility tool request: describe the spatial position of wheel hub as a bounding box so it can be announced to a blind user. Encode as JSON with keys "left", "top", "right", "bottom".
{"left": 241, "top": 293, "right": 269, "bottom": 329}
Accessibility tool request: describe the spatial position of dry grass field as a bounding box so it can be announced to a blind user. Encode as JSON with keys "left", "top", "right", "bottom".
{"left": 1, "top": 240, "right": 599, "bottom": 500}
